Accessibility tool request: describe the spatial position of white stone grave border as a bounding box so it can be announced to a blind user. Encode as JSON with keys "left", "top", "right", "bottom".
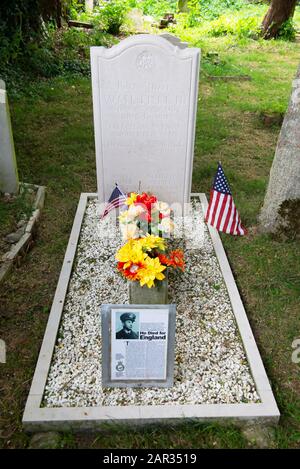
{"left": 22, "top": 193, "right": 280, "bottom": 432}
{"left": 0, "top": 183, "right": 46, "bottom": 285}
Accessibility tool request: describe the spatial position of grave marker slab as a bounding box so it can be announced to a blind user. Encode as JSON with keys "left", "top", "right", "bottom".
{"left": 91, "top": 35, "right": 200, "bottom": 210}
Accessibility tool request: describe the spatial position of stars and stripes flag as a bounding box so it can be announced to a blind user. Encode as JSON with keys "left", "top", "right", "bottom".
{"left": 100, "top": 183, "right": 127, "bottom": 220}
{"left": 205, "top": 163, "right": 246, "bottom": 236}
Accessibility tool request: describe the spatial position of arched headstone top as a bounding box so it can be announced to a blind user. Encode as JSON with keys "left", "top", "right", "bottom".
{"left": 91, "top": 34, "right": 198, "bottom": 60}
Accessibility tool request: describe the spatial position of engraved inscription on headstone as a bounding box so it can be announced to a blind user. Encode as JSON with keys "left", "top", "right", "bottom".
{"left": 91, "top": 35, "right": 200, "bottom": 211}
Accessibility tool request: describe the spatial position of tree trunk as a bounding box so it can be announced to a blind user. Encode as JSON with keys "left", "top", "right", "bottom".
{"left": 262, "top": 0, "right": 297, "bottom": 39}
{"left": 259, "top": 64, "right": 300, "bottom": 234}
{"left": 56, "top": 0, "right": 62, "bottom": 28}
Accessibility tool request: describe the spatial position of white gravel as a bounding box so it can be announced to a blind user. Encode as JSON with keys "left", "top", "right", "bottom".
{"left": 44, "top": 198, "right": 260, "bottom": 407}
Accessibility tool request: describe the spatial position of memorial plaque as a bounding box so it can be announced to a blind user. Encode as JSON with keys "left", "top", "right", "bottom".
{"left": 91, "top": 35, "right": 200, "bottom": 211}
{"left": 101, "top": 304, "right": 176, "bottom": 388}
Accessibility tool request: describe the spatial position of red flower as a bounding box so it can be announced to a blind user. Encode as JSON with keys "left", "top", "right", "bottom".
{"left": 158, "top": 250, "right": 185, "bottom": 271}
{"left": 169, "top": 250, "right": 185, "bottom": 271}
{"left": 135, "top": 193, "right": 157, "bottom": 224}
{"left": 117, "top": 261, "right": 144, "bottom": 281}
{"left": 136, "top": 193, "right": 157, "bottom": 211}
{"left": 158, "top": 254, "right": 170, "bottom": 266}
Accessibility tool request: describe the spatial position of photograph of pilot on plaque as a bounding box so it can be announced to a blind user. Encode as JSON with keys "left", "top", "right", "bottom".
{"left": 115, "top": 311, "right": 139, "bottom": 340}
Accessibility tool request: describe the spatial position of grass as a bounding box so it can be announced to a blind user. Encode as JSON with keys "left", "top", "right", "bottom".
{"left": 70, "top": 422, "right": 249, "bottom": 449}
{"left": 0, "top": 27, "right": 300, "bottom": 448}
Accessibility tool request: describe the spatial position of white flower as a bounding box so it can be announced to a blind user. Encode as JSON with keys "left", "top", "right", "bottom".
{"left": 159, "top": 217, "right": 175, "bottom": 234}
{"left": 127, "top": 204, "right": 146, "bottom": 220}
{"left": 154, "top": 201, "right": 169, "bottom": 212}
{"left": 154, "top": 201, "right": 171, "bottom": 217}
{"left": 120, "top": 223, "right": 140, "bottom": 240}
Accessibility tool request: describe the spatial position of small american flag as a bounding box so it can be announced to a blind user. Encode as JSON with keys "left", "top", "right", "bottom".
{"left": 205, "top": 163, "right": 246, "bottom": 236}
{"left": 100, "top": 184, "right": 127, "bottom": 220}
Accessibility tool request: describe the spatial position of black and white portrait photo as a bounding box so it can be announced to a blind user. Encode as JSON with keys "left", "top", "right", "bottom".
{"left": 115, "top": 312, "right": 139, "bottom": 340}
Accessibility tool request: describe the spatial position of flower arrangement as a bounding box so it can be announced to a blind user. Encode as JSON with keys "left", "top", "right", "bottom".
{"left": 118, "top": 191, "right": 175, "bottom": 241}
{"left": 116, "top": 235, "right": 185, "bottom": 288}
{"left": 116, "top": 191, "right": 185, "bottom": 289}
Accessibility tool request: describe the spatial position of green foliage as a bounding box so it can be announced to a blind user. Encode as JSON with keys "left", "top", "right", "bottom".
{"left": 277, "top": 18, "right": 296, "bottom": 41}
{"left": 186, "top": 1, "right": 202, "bottom": 27}
{"left": 129, "top": 0, "right": 177, "bottom": 18}
{"left": 1, "top": 1, "right": 299, "bottom": 95}
{"left": 0, "top": 0, "right": 297, "bottom": 76}
{"left": 198, "top": 0, "right": 245, "bottom": 20}
{"left": 28, "top": 26, "right": 117, "bottom": 77}
{"left": 204, "top": 11, "right": 261, "bottom": 38}
{"left": 93, "top": 1, "right": 130, "bottom": 35}
{"left": 27, "top": 45, "right": 62, "bottom": 78}
{"left": 129, "top": 0, "right": 245, "bottom": 20}
{"left": 0, "top": 0, "right": 62, "bottom": 64}
{"left": 0, "top": 26, "right": 117, "bottom": 95}
{"left": 168, "top": 3, "right": 266, "bottom": 40}
{"left": 67, "top": 0, "right": 85, "bottom": 20}
{"left": 0, "top": 22, "right": 23, "bottom": 63}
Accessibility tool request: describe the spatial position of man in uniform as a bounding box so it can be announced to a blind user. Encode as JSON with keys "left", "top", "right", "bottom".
{"left": 116, "top": 312, "right": 139, "bottom": 339}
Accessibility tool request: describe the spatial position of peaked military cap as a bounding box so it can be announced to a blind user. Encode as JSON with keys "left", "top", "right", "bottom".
{"left": 120, "top": 312, "right": 136, "bottom": 323}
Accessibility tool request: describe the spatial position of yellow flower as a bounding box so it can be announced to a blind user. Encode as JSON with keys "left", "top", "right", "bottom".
{"left": 138, "top": 257, "right": 166, "bottom": 288}
{"left": 126, "top": 192, "right": 138, "bottom": 206}
{"left": 116, "top": 239, "right": 147, "bottom": 268}
{"left": 139, "top": 234, "right": 166, "bottom": 252}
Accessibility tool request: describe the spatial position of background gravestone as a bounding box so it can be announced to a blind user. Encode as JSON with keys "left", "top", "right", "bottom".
{"left": 85, "top": 0, "right": 94, "bottom": 13}
{"left": 91, "top": 35, "right": 200, "bottom": 209}
{"left": 160, "top": 33, "right": 189, "bottom": 49}
{"left": 259, "top": 64, "right": 300, "bottom": 233}
{"left": 0, "top": 79, "right": 19, "bottom": 194}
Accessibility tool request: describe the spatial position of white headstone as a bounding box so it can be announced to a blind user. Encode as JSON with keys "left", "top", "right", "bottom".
{"left": 126, "top": 8, "right": 144, "bottom": 31}
{"left": 85, "top": 0, "right": 93, "bottom": 13}
{"left": 91, "top": 35, "right": 200, "bottom": 210}
{"left": 0, "top": 80, "right": 19, "bottom": 194}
